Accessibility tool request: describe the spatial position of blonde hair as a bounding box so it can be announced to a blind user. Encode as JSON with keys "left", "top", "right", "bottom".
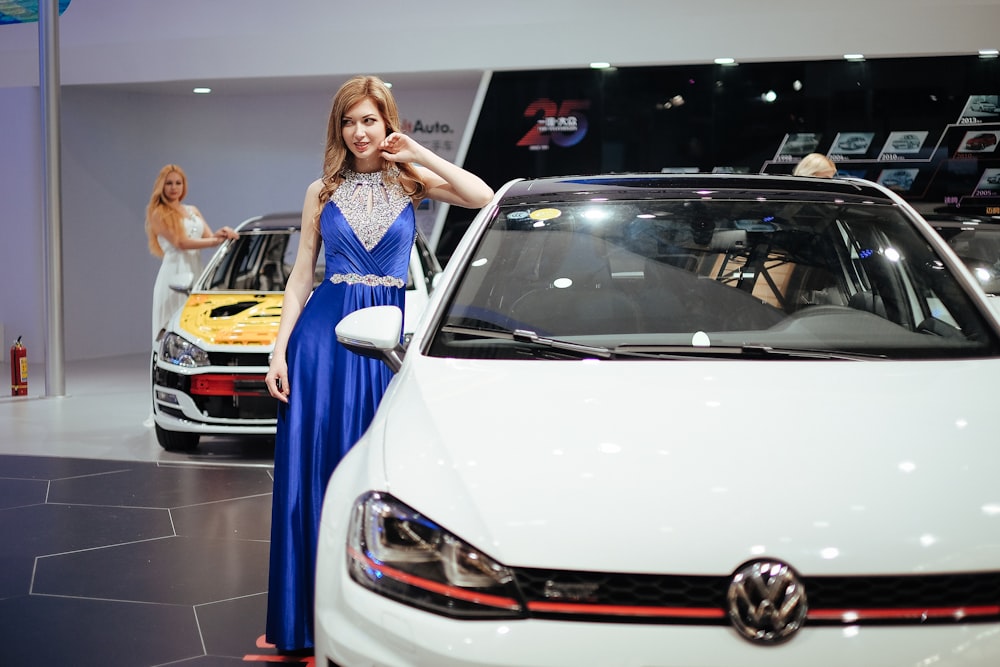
{"left": 145, "top": 164, "right": 188, "bottom": 258}
{"left": 317, "top": 75, "right": 425, "bottom": 214}
{"left": 793, "top": 153, "right": 837, "bottom": 178}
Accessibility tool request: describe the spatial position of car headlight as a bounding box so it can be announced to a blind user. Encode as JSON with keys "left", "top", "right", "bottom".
{"left": 346, "top": 492, "right": 525, "bottom": 619}
{"left": 159, "top": 332, "right": 211, "bottom": 368}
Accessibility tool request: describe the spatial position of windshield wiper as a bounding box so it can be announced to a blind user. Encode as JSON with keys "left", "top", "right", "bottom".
{"left": 511, "top": 329, "right": 613, "bottom": 358}
{"left": 441, "top": 325, "right": 882, "bottom": 360}
{"left": 440, "top": 325, "right": 656, "bottom": 359}
{"left": 739, "top": 344, "right": 886, "bottom": 360}
{"left": 616, "top": 343, "right": 886, "bottom": 360}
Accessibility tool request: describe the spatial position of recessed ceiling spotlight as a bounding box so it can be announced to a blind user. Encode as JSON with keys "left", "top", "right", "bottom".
{"left": 192, "top": 87, "right": 212, "bottom": 94}
{"left": 761, "top": 90, "right": 778, "bottom": 103}
{"left": 844, "top": 54, "right": 865, "bottom": 62}
{"left": 590, "top": 62, "right": 612, "bottom": 69}
{"left": 792, "top": 79, "right": 803, "bottom": 91}
{"left": 979, "top": 48, "right": 999, "bottom": 58}
{"left": 714, "top": 57, "right": 737, "bottom": 66}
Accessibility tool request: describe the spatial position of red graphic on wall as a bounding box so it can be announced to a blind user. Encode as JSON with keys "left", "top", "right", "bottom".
{"left": 516, "top": 98, "right": 590, "bottom": 150}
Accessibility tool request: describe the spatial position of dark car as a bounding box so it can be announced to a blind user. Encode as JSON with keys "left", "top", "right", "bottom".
{"left": 965, "top": 133, "right": 998, "bottom": 151}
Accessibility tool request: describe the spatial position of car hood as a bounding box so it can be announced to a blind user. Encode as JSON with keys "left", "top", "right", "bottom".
{"left": 376, "top": 356, "right": 1000, "bottom": 576}
{"left": 178, "top": 293, "right": 282, "bottom": 346}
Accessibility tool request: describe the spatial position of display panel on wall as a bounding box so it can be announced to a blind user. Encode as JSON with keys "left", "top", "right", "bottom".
{"left": 439, "top": 55, "right": 1000, "bottom": 259}
{"left": 0, "top": 0, "right": 72, "bottom": 24}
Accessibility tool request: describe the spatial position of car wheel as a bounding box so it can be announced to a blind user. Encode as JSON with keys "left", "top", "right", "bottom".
{"left": 154, "top": 424, "right": 200, "bottom": 451}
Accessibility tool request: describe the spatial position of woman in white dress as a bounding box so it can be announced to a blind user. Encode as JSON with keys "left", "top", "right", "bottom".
{"left": 144, "top": 164, "right": 238, "bottom": 342}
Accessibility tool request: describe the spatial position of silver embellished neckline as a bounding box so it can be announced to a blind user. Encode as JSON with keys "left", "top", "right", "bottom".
{"left": 332, "top": 167, "right": 409, "bottom": 251}
{"left": 340, "top": 166, "right": 400, "bottom": 184}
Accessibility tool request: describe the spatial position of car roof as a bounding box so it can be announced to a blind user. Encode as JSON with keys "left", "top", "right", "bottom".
{"left": 234, "top": 212, "right": 301, "bottom": 232}
{"left": 498, "top": 173, "right": 893, "bottom": 206}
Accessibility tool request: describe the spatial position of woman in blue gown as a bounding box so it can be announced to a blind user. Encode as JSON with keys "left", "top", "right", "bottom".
{"left": 263, "top": 75, "right": 493, "bottom": 654}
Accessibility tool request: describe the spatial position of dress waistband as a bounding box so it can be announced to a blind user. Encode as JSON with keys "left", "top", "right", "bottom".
{"left": 329, "top": 272, "right": 404, "bottom": 289}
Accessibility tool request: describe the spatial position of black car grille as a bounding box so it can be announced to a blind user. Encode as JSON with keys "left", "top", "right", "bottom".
{"left": 207, "top": 351, "right": 271, "bottom": 367}
{"left": 512, "top": 567, "right": 1000, "bottom": 625}
{"left": 196, "top": 394, "right": 276, "bottom": 420}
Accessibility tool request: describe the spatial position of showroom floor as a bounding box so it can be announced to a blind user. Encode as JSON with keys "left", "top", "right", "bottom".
{"left": 0, "top": 355, "right": 311, "bottom": 666}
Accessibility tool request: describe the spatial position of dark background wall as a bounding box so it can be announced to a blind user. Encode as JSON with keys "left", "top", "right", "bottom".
{"left": 440, "top": 55, "right": 1000, "bottom": 259}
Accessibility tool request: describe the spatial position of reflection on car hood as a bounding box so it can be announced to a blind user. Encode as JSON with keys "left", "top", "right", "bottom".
{"left": 377, "top": 355, "right": 1000, "bottom": 576}
{"left": 178, "top": 293, "right": 282, "bottom": 346}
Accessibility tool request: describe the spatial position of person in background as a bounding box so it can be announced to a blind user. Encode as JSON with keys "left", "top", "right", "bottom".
{"left": 793, "top": 152, "right": 838, "bottom": 178}
{"left": 145, "top": 164, "right": 238, "bottom": 343}
{"left": 263, "top": 75, "right": 493, "bottom": 655}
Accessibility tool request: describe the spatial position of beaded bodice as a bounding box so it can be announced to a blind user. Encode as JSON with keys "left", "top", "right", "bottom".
{"left": 331, "top": 167, "right": 411, "bottom": 251}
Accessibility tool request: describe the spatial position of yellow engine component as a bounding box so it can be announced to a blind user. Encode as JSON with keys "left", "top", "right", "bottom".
{"left": 178, "top": 293, "right": 283, "bottom": 346}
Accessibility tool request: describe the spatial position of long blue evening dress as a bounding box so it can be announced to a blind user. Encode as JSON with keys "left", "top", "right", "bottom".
{"left": 266, "top": 168, "right": 415, "bottom": 652}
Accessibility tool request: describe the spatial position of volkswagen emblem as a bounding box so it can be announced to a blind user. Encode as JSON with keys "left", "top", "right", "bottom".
{"left": 727, "top": 559, "right": 808, "bottom": 644}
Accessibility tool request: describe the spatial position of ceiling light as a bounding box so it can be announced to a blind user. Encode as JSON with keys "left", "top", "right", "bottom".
{"left": 714, "top": 57, "right": 737, "bottom": 66}
{"left": 762, "top": 90, "right": 777, "bottom": 103}
{"left": 844, "top": 54, "right": 865, "bottom": 62}
{"left": 979, "top": 48, "right": 999, "bottom": 58}
{"left": 590, "top": 62, "right": 612, "bottom": 69}
{"left": 192, "top": 87, "right": 212, "bottom": 94}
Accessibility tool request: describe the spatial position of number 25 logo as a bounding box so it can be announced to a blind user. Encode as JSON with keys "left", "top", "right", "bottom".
{"left": 516, "top": 98, "right": 590, "bottom": 148}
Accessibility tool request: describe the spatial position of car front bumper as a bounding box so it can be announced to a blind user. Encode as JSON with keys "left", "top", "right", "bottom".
{"left": 316, "top": 567, "right": 1000, "bottom": 667}
{"left": 314, "top": 524, "right": 1000, "bottom": 667}
{"left": 152, "top": 357, "right": 277, "bottom": 435}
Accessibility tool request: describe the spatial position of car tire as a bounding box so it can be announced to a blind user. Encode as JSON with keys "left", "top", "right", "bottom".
{"left": 154, "top": 424, "right": 200, "bottom": 451}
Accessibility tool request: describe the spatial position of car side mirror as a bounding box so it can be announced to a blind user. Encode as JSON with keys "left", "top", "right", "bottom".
{"left": 335, "top": 305, "right": 406, "bottom": 372}
{"left": 169, "top": 272, "right": 195, "bottom": 295}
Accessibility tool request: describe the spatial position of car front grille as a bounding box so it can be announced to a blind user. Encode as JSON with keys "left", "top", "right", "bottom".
{"left": 207, "top": 351, "right": 271, "bottom": 367}
{"left": 154, "top": 365, "right": 277, "bottom": 421}
{"left": 196, "top": 394, "right": 277, "bottom": 420}
{"left": 512, "top": 567, "right": 1000, "bottom": 625}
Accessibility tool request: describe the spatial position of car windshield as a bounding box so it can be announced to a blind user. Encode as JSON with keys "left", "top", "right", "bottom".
{"left": 429, "top": 196, "right": 1000, "bottom": 360}
{"left": 202, "top": 228, "right": 308, "bottom": 292}
{"left": 199, "top": 226, "right": 432, "bottom": 293}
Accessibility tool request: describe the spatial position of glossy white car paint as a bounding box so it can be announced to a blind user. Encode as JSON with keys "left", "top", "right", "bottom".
{"left": 351, "top": 356, "right": 1000, "bottom": 575}
{"left": 315, "top": 353, "right": 1000, "bottom": 665}
{"left": 314, "top": 176, "right": 1000, "bottom": 665}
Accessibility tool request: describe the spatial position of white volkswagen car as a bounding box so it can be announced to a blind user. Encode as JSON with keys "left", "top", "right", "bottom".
{"left": 315, "top": 174, "right": 1000, "bottom": 666}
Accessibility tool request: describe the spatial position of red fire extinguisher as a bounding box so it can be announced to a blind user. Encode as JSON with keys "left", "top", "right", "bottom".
{"left": 10, "top": 336, "right": 27, "bottom": 396}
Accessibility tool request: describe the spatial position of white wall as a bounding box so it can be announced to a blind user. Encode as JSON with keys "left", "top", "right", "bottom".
{"left": 9, "top": 82, "right": 477, "bottom": 368}
{"left": 1, "top": 0, "right": 999, "bottom": 87}
{"left": 0, "top": 87, "right": 44, "bottom": 363}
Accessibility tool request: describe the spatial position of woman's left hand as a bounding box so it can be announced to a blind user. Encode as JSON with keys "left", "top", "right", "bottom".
{"left": 215, "top": 226, "right": 239, "bottom": 240}
{"left": 380, "top": 132, "right": 424, "bottom": 164}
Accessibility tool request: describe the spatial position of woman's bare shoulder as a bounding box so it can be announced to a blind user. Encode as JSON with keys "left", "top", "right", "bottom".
{"left": 306, "top": 178, "right": 324, "bottom": 196}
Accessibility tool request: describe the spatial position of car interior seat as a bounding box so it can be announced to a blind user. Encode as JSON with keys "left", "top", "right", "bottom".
{"left": 848, "top": 290, "right": 888, "bottom": 317}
